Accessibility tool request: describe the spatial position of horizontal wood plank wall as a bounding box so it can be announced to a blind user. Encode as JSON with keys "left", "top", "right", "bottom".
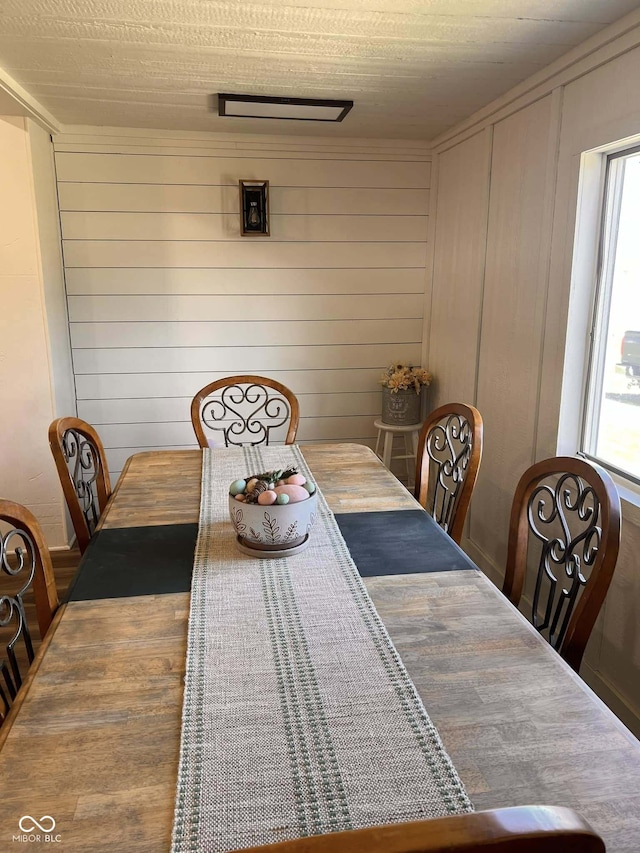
{"left": 54, "top": 132, "right": 431, "bottom": 479}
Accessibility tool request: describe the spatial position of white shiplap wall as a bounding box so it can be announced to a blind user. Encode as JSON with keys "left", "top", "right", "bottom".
{"left": 54, "top": 130, "right": 430, "bottom": 479}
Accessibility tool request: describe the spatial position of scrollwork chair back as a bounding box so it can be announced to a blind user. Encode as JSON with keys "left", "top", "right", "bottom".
{"left": 0, "top": 500, "right": 59, "bottom": 723}
{"left": 503, "top": 457, "right": 621, "bottom": 672}
{"left": 49, "top": 417, "right": 112, "bottom": 553}
{"left": 414, "top": 403, "right": 483, "bottom": 545}
{"left": 191, "top": 375, "right": 300, "bottom": 449}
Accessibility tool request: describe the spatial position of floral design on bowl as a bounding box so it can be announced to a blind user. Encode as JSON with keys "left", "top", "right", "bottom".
{"left": 229, "top": 492, "right": 317, "bottom": 553}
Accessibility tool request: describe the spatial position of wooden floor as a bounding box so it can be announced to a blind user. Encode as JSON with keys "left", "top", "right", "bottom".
{"left": 50, "top": 547, "right": 81, "bottom": 597}
{"left": 0, "top": 548, "right": 80, "bottom": 660}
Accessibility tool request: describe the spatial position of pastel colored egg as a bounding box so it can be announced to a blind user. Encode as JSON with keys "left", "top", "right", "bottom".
{"left": 276, "top": 493, "right": 290, "bottom": 505}
{"left": 303, "top": 480, "right": 316, "bottom": 494}
{"left": 229, "top": 479, "right": 247, "bottom": 496}
{"left": 257, "top": 490, "right": 278, "bottom": 506}
{"left": 274, "top": 484, "right": 309, "bottom": 503}
{"left": 286, "top": 474, "right": 307, "bottom": 486}
{"left": 245, "top": 478, "right": 259, "bottom": 492}
{"left": 234, "top": 494, "right": 246, "bottom": 502}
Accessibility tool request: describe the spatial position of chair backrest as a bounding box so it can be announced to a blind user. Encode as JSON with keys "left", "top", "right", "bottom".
{"left": 0, "top": 500, "right": 59, "bottom": 723}
{"left": 414, "top": 403, "right": 483, "bottom": 544}
{"left": 191, "top": 375, "right": 300, "bottom": 448}
{"left": 503, "top": 456, "right": 621, "bottom": 672}
{"left": 49, "top": 417, "right": 112, "bottom": 553}
{"left": 241, "top": 806, "right": 604, "bottom": 853}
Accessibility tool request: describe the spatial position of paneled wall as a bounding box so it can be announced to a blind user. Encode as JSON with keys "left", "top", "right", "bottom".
{"left": 427, "top": 28, "right": 640, "bottom": 734}
{"left": 471, "top": 95, "right": 558, "bottom": 568}
{"left": 54, "top": 131, "right": 430, "bottom": 479}
{"left": 427, "top": 130, "right": 491, "bottom": 407}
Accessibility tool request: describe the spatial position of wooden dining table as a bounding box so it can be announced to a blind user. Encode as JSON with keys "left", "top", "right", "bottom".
{"left": 1, "top": 443, "right": 640, "bottom": 852}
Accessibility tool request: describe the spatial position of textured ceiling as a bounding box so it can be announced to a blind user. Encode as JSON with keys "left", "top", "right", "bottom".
{"left": 0, "top": 0, "right": 638, "bottom": 140}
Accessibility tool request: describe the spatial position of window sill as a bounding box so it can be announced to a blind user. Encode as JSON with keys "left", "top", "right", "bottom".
{"left": 610, "top": 473, "right": 640, "bottom": 528}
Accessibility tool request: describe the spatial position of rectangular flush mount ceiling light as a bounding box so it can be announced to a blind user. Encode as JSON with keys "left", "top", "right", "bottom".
{"left": 218, "top": 93, "right": 353, "bottom": 122}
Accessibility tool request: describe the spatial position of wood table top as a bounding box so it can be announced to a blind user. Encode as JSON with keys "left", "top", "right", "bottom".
{"left": 98, "top": 444, "right": 420, "bottom": 531}
{"left": 1, "top": 444, "right": 639, "bottom": 852}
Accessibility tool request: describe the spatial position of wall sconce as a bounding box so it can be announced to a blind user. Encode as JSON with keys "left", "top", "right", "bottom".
{"left": 239, "top": 180, "right": 269, "bottom": 236}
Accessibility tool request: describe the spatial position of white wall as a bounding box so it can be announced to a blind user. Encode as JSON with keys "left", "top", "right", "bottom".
{"left": 53, "top": 129, "right": 431, "bottom": 480}
{"left": 426, "top": 12, "right": 640, "bottom": 735}
{"left": 28, "top": 119, "right": 76, "bottom": 423}
{"left": 0, "top": 116, "right": 67, "bottom": 546}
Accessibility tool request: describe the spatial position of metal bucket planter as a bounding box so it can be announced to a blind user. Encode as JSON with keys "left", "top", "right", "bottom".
{"left": 381, "top": 387, "right": 422, "bottom": 425}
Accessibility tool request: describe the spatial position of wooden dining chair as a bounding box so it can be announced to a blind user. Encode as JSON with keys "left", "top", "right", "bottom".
{"left": 49, "top": 417, "right": 112, "bottom": 553}
{"left": 191, "top": 375, "right": 300, "bottom": 448}
{"left": 242, "top": 806, "right": 604, "bottom": 852}
{"left": 0, "top": 500, "right": 60, "bottom": 724}
{"left": 414, "top": 403, "right": 483, "bottom": 544}
{"left": 503, "top": 456, "right": 621, "bottom": 673}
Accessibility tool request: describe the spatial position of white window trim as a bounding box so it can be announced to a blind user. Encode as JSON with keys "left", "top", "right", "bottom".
{"left": 559, "top": 136, "right": 640, "bottom": 525}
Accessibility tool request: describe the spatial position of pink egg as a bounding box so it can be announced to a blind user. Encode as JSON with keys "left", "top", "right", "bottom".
{"left": 257, "top": 490, "right": 277, "bottom": 506}
{"left": 234, "top": 494, "right": 246, "bottom": 502}
{"left": 286, "top": 474, "right": 307, "bottom": 486}
{"left": 274, "top": 484, "right": 309, "bottom": 503}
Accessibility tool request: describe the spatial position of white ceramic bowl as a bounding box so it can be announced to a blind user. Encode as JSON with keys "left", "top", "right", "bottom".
{"left": 228, "top": 491, "right": 318, "bottom": 555}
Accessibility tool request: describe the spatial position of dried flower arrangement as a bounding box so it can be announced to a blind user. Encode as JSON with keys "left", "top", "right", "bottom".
{"left": 380, "top": 363, "right": 433, "bottom": 394}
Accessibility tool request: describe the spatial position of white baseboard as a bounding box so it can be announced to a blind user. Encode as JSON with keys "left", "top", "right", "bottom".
{"left": 49, "top": 536, "right": 78, "bottom": 553}
{"left": 460, "top": 536, "right": 505, "bottom": 587}
{"left": 580, "top": 664, "right": 640, "bottom": 739}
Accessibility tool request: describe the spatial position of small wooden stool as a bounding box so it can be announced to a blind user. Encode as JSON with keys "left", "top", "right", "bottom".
{"left": 373, "top": 419, "right": 422, "bottom": 488}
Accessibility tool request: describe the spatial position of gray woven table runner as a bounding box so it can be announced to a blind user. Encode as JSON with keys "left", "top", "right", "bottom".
{"left": 171, "top": 445, "right": 472, "bottom": 853}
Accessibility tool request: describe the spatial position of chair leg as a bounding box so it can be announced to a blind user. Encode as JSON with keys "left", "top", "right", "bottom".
{"left": 382, "top": 431, "right": 393, "bottom": 470}
{"left": 411, "top": 429, "right": 419, "bottom": 457}
{"left": 410, "top": 429, "right": 420, "bottom": 489}
{"left": 404, "top": 433, "right": 412, "bottom": 486}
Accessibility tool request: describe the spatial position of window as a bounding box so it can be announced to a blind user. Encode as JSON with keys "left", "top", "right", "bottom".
{"left": 582, "top": 146, "right": 640, "bottom": 484}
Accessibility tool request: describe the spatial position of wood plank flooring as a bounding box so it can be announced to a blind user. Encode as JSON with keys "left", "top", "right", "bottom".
{"left": 0, "top": 548, "right": 80, "bottom": 667}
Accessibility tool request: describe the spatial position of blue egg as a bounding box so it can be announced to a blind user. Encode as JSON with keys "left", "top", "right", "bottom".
{"left": 303, "top": 480, "right": 316, "bottom": 494}
{"left": 276, "top": 493, "right": 290, "bottom": 505}
{"left": 229, "top": 478, "right": 247, "bottom": 496}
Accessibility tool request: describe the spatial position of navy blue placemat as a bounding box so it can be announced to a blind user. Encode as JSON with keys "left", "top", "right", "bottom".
{"left": 67, "top": 523, "right": 198, "bottom": 601}
{"left": 335, "top": 509, "right": 479, "bottom": 577}
{"left": 67, "top": 510, "right": 476, "bottom": 601}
